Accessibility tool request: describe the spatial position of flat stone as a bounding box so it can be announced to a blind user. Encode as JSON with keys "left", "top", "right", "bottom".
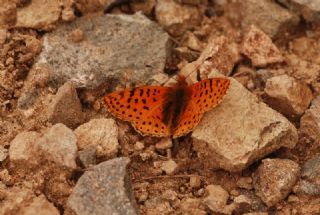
{"left": 37, "top": 123, "right": 78, "bottom": 169}
{"left": 155, "top": 0, "right": 202, "bottom": 36}
{"left": 74, "top": 118, "right": 119, "bottom": 159}
{"left": 67, "top": 157, "right": 138, "bottom": 215}
{"left": 15, "top": 0, "right": 61, "bottom": 30}
{"left": 264, "top": 74, "right": 313, "bottom": 119}
{"left": 232, "top": 0, "right": 299, "bottom": 38}
{"left": 19, "top": 194, "right": 60, "bottom": 215}
{"left": 300, "top": 96, "right": 320, "bottom": 143}
{"left": 9, "top": 131, "right": 40, "bottom": 164}
{"left": 47, "top": 82, "right": 84, "bottom": 129}
{"left": 241, "top": 25, "right": 284, "bottom": 67}
{"left": 253, "top": 158, "right": 300, "bottom": 207}
{"left": 33, "top": 13, "right": 170, "bottom": 89}
{"left": 191, "top": 76, "right": 298, "bottom": 172}
{"left": 278, "top": 0, "right": 320, "bottom": 22}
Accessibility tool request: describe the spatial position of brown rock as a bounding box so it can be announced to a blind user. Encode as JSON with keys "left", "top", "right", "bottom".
{"left": 19, "top": 194, "right": 60, "bottom": 215}
{"left": 230, "top": 0, "right": 299, "bottom": 38}
{"left": 155, "top": 0, "right": 202, "bottom": 36}
{"left": 47, "top": 82, "right": 84, "bottom": 129}
{"left": 75, "top": 118, "right": 119, "bottom": 159}
{"left": 0, "top": 145, "right": 8, "bottom": 162}
{"left": 253, "top": 158, "right": 300, "bottom": 207}
{"left": 0, "top": 0, "right": 16, "bottom": 28}
{"left": 179, "top": 198, "right": 206, "bottom": 215}
{"left": 191, "top": 75, "right": 298, "bottom": 172}
{"left": 300, "top": 96, "right": 320, "bottom": 144}
{"left": 241, "top": 25, "right": 284, "bottom": 67}
{"left": 37, "top": 123, "right": 78, "bottom": 169}
{"left": 15, "top": 0, "right": 61, "bottom": 30}
{"left": 155, "top": 138, "right": 172, "bottom": 150}
{"left": 161, "top": 159, "right": 178, "bottom": 175}
{"left": 264, "top": 74, "right": 313, "bottom": 119}
{"left": 9, "top": 131, "right": 40, "bottom": 165}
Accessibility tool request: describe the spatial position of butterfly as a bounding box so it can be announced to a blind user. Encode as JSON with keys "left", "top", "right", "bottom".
{"left": 103, "top": 76, "right": 230, "bottom": 138}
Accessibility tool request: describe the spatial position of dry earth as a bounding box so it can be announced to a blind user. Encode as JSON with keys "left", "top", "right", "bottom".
{"left": 1, "top": 0, "right": 320, "bottom": 215}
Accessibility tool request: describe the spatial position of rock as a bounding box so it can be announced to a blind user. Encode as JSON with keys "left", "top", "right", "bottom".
{"left": 15, "top": 0, "right": 61, "bottom": 30}
{"left": 155, "top": 0, "right": 202, "bottom": 36}
{"left": 161, "top": 159, "right": 178, "bottom": 175}
{"left": 174, "top": 46, "right": 199, "bottom": 62}
{"left": 0, "top": 145, "right": 8, "bottom": 162}
{"left": 180, "top": 36, "right": 240, "bottom": 79}
{"left": 241, "top": 25, "right": 284, "bottom": 67}
{"left": 264, "top": 74, "right": 313, "bottom": 119}
{"left": 253, "top": 158, "right": 300, "bottom": 207}
{"left": 78, "top": 147, "right": 96, "bottom": 168}
{"left": 202, "top": 185, "right": 236, "bottom": 214}
{"left": 47, "top": 82, "right": 84, "bottom": 129}
{"left": 230, "top": 0, "right": 299, "bottom": 38}
{"left": 75, "top": 0, "right": 125, "bottom": 13}
{"left": 277, "top": 0, "right": 320, "bottom": 22}
{"left": 155, "top": 138, "right": 172, "bottom": 150}
{"left": 67, "top": 157, "right": 138, "bottom": 215}
{"left": 144, "top": 197, "right": 174, "bottom": 214}
{"left": 300, "top": 96, "right": 320, "bottom": 143}
{"left": 0, "top": 0, "right": 16, "bottom": 28}
{"left": 236, "top": 177, "right": 253, "bottom": 190}
{"left": 294, "top": 155, "right": 320, "bottom": 196}
{"left": 134, "top": 141, "right": 145, "bottom": 151}
{"left": 0, "top": 186, "right": 35, "bottom": 214}
{"left": 191, "top": 75, "right": 298, "bottom": 172}
{"left": 189, "top": 175, "right": 201, "bottom": 189}
{"left": 179, "top": 198, "right": 206, "bottom": 215}
{"left": 38, "top": 123, "right": 78, "bottom": 169}
{"left": 19, "top": 194, "right": 60, "bottom": 215}
{"left": 9, "top": 131, "right": 40, "bottom": 164}
{"left": 74, "top": 118, "right": 119, "bottom": 159}
{"left": 32, "top": 13, "right": 170, "bottom": 89}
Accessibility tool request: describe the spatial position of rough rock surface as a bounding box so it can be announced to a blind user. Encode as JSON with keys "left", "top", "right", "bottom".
{"left": 264, "top": 74, "right": 313, "bottom": 119}
{"left": 15, "top": 0, "right": 61, "bottom": 30}
{"left": 9, "top": 131, "right": 40, "bottom": 164}
{"left": 37, "top": 123, "right": 78, "bottom": 169}
{"left": 0, "top": 0, "right": 16, "bottom": 28}
{"left": 278, "top": 0, "right": 320, "bottom": 22}
{"left": 241, "top": 25, "right": 284, "bottom": 67}
{"left": 191, "top": 76, "right": 298, "bottom": 172}
{"left": 300, "top": 96, "right": 320, "bottom": 143}
{"left": 0, "top": 145, "right": 8, "bottom": 162}
{"left": 47, "top": 82, "right": 84, "bottom": 129}
{"left": 155, "top": 0, "right": 202, "bottom": 36}
{"left": 74, "top": 118, "right": 119, "bottom": 159}
{"left": 232, "top": 0, "right": 299, "bottom": 37}
{"left": 18, "top": 194, "right": 60, "bottom": 215}
{"left": 67, "top": 157, "right": 137, "bottom": 215}
{"left": 32, "top": 13, "right": 170, "bottom": 89}
{"left": 253, "top": 158, "right": 300, "bottom": 206}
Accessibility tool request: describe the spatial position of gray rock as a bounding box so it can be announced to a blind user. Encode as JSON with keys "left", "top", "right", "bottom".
{"left": 37, "top": 123, "right": 78, "bottom": 169}
{"left": 294, "top": 180, "right": 320, "bottom": 196}
{"left": 300, "top": 95, "right": 320, "bottom": 143}
{"left": 231, "top": 0, "right": 299, "bottom": 38}
{"left": 253, "top": 158, "right": 300, "bottom": 206}
{"left": 78, "top": 147, "right": 96, "bottom": 168}
{"left": 67, "top": 157, "right": 138, "bottom": 215}
{"left": 277, "top": 0, "right": 320, "bottom": 22}
{"left": 74, "top": 118, "right": 119, "bottom": 159}
{"left": 33, "top": 13, "right": 170, "bottom": 89}
{"left": 47, "top": 82, "right": 84, "bottom": 129}
{"left": 301, "top": 155, "right": 320, "bottom": 180}
{"left": 264, "top": 74, "right": 313, "bottom": 119}
{"left": 191, "top": 76, "right": 298, "bottom": 172}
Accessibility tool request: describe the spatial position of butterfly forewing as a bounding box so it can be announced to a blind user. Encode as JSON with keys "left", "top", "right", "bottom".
{"left": 173, "top": 78, "right": 230, "bottom": 138}
{"left": 104, "top": 86, "right": 171, "bottom": 137}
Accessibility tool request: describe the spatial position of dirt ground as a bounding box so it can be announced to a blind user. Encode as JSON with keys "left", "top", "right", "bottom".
{"left": 1, "top": 0, "right": 320, "bottom": 215}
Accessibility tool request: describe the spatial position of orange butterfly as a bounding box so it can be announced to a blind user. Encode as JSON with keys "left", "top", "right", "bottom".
{"left": 104, "top": 76, "right": 230, "bottom": 138}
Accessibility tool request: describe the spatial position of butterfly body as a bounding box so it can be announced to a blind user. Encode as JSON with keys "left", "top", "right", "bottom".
{"left": 104, "top": 76, "right": 230, "bottom": 138}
